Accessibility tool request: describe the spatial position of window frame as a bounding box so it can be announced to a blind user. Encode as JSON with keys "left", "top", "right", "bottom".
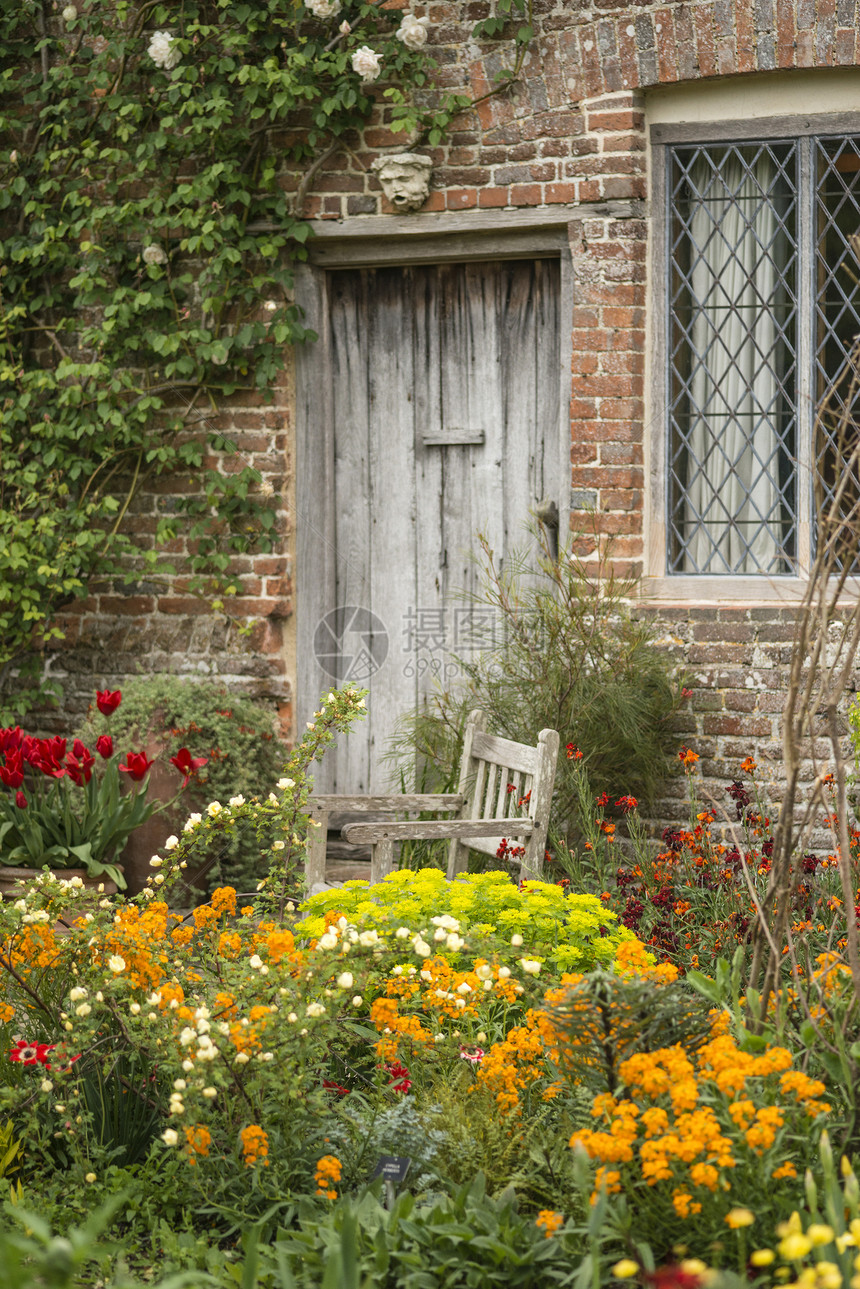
{"left": 645, "top": 112, "right": 860, "bottom": 602}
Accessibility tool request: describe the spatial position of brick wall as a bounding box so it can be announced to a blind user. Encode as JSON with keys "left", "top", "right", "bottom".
{"left": 45, "top": 1, "right": 860, "bottom": 833}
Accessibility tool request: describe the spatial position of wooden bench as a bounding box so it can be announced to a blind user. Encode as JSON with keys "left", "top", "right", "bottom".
{"left": 305, "top": 710, "right": 559, "bottom": 890}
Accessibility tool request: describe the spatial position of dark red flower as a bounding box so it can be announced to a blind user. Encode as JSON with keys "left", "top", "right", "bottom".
{"left": 169, "top": 747, "right": 208, "bottom": 788}
{"left": 322, "top": 1079, "right": 350, "bottom": 1096}
{"left": 95, "top": 734, "right": 113, "bottom": 759}
{"left": 0, "top": 749, "right": 24, "bottom": 789}
{"left": 616, "top": 795, "right": 638, "bottom": 813}
{"left": 62, "top": 747, "right": 95, "bottom": 786}
{"left": 119, "top": 751, "right": 154, "bottom": 781}
{"left": 596, "top": 791, "right": 610, "bottom": 808}
{"left": 96, "top": 689, "right": 122, "bottom": 716}
{"left": 0, "top": 727, "right": 23, "bottom": 754}
{"left": 565, "top": 744, "right": 583, "bottom": 760}
{"left": 9, "top": 1039, "right": 54, "bottom": 1066}
{"left": 15, "top": 791, "right": 26, "bottom": 810}
{"left": 384, "top": 1062, "right": 412, "bottom": 1094}
{"left": 645, "top": 1267, "right": 702, "bottom": 1289}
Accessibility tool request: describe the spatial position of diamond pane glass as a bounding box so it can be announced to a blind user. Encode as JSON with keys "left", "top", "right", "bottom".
{"left": 668, "top": 142, "right": 798, "bottom": 574}
{"left": 814, "top": 136, "right": 860, "bottom": 570}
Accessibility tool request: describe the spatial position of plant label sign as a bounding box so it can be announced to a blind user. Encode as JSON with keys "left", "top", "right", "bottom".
{"left": 373, "top": 1155, "right": 411, "bottom": 1183}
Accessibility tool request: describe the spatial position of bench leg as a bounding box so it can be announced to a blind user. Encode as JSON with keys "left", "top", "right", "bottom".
{"left": 305, "top": 812, "right": 328, "bottom": 893}
{"left": 371, "top": 839, "right": 396, "bottom": 884}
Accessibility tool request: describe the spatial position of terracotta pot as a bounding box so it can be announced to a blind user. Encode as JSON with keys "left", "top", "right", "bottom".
{"left": 0, "top": 865, "right": 122, "bottom": 900}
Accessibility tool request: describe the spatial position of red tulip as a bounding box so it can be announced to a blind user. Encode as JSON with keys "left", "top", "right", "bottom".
{"left": 0, "top": 727, "right": 23, "bottom": 754}
{"left": 169, "top": 746, "right": 208, "bottom": 787}
{"left": 95, "top": 734, "right": 113, "bottom": 759}
{"left": 96, "top": 689, "right": 122, "bottom": 716}
{"left": 0, "top": 749, "right": 24, "bottom": 789}
{"left": 15, "top": 791, "right": 27, "bottom": 809}
{"left": 119, "top": 751, "right": 154, "bottom": 781}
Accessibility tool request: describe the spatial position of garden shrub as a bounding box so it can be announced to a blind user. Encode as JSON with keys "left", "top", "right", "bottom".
{"left": 78, "top": 674, "right": 285, "bottom": 895}
{"left": 300, "top": 868, "right": 640, "bottom": 975}
{"left": 387, "top": 529, "right": 687, "bottom": 848}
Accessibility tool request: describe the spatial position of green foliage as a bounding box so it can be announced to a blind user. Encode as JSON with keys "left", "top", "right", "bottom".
{"left": 388, "top": 530, "right": 686, "bottom": 846}
{"left": 78, "top": 674, "right": 284, "bottom": 893}
{"left": 266, "top": 1177, "right": 588, "bottom": 1288}
{"left": 1, "top": 1, "right": 530, "bottom": 716}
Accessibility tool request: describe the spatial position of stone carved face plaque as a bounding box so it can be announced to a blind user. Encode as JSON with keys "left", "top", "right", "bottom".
{"left": 370, "top": 153, "right": 433, "bottom": 211}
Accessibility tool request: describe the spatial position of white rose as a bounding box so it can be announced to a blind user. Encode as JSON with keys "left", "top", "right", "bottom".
{"left": 229, "top": 795, "right": 245, "bottom": 807}
{"left": 248, "top": 954, "right": 264, "bottom": 969}
{"left": 307, "top": 0, "right": 341, "bottom": 15}
{"left": 305, "top": 1002, "right": 326, "bottom": 1018}
{"left": 107, "top": 955, "right": 126, "bottom": 974}
{"left": 184, "top": 813, "right": 202, "bottom": 831}
{"left": 164, "top": 835, "right": 179, "bottom": 850}
{"left": 207, "top": 801, "right": 222, "bottom": 817}
{"left": 273, "top": 840, "right": 285, "bottom": 851}
{"left": 520, "top": 959, "right": 541, "bottom": 976}
{"left": 75, "top": 1003, "right": 91, "bottom": 1017}
{"left": 318, "top": 932, "right": 338, "bottom": 950}
{"left": 336, "top": 972, "right": 354, "bottom": 989}
{"left": 446, "top": 933, "right": 464, "bottom": 952}
{"left": 142, "top": 244, "right": 167, "bottom": 266}
{"left": 358, "top": 929, "right": 379, "bottom": 947}
{"left": 149, "top": 857, "right": 162, "bottom": 868}
{"left": 202, "top": 1087, "right": 217, "bottom": 1098}
{"left": 161, "top": 1128, "right": 179, "bottom": 1146}
{"left": 510, "top": 934, "right": 523, "bottom": 947}
{"left": 69, "top": 987, "right": 87, "bottom": 1002}
{"left": 235, "top": 1051, "right": 250, "bottom": 1064}
{"left": 351, "top": 45, "right": 382, "bottom": 84}
{"left": 277, "top": 777, "right": 295, "bottom": 790}
{"left": 396, "top": 14, "right": 430, "bottom": 50}
{"left": 413, "top": 937, "right": 431, "bottom": 958}
{"left": 62, "top": 5, "right": 77, "bottom": 22}
{"left": 148, "top": 30, "right": 181, "bottom": 71}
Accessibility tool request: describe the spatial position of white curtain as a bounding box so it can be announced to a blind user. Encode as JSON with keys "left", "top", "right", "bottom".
{"left": 682, "top": 153, "right": 784, "bottom": 573}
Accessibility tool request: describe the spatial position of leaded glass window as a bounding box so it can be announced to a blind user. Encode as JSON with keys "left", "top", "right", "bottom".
{"left": 666, "top": 131, "right": 860, "bottom": 575}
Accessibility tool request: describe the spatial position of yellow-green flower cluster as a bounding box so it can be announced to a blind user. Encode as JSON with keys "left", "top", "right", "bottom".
{"left": 301, "top": 868, "right": 639, "bottom": 971}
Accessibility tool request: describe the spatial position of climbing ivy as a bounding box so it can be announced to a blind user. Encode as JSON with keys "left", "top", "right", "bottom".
{"left": 0, "top": 1, "right": 528, "bottom": 718}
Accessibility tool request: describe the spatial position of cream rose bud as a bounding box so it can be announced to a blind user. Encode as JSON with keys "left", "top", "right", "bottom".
{"left": 510, "top": 933, "right": 523, "bottom": 947}
{"left": 62, "top": 5, "right": 77, "bottom": 21}
{"left": 161, "top": 1128, "right": 179, "bottom": 1146}
{"left": 352, "top": 996, "right": 363, "bottom": 1007}
{"left": 164, "top": 835, "right": 179, "bottom": 850}
{"left": 520, "top": 959, "right": 541, "bottom": 975}
{"left": 108, "top": 955, "right": 126, "bottom": 973}
{"left": 202, "top": 1087, "right": 217, "bottom": 1098}
{"left": 41, "top": 1079, "right": 53, "bottom": 1093}
{"left": 339, "top": 19, "right": 350, "bottom": 35}
{"left": 396, "top": 14, "right": 430, "bottom": 50}
{"left": 351, "top": 45, "right": 383, "bottom": 83}
{"left": 235, "top": 1052, "right": 250, "bottom": 1064}
{"left": 130, "top": 1002, "right": 141, "bottom": 1015}
{"left": 149, "top": 857, "right": 162, "bottom": 868}
{"left": 142, "top": 244, "right": 168, "bottom": 266}
{"left": 307, "top": 0, "right": 341, "bottom": 16}
{"left": 336, "top": 972, "right": 354, "bottom": 989}
{"left": 277, "top": 777, "right": 295, "bottom": 790}
{"left": 154, "top": 874, "right": 164, "bottom": 885}
{"left": 148, "top": 30, "right": 181, "bottom": 70}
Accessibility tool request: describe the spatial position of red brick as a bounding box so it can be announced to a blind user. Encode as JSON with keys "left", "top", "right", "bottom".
{"left": 694, "top": 5, "right": 718, "bottom": 76}
{"left": 446, "top": 188, "right": 478, "bottom": 209}
{"left": 509, "top": 183, "right": 543, "bottom": 205}
{"left": 544, "top": 182, "right": 579, "bottom": 203}
{"left": 478, "top": 187, "right": 510, "bottom": 208}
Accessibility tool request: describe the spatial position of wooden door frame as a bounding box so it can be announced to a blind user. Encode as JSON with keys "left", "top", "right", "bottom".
{"left": 293, "top": 210, "right": 579, "bottom": 734}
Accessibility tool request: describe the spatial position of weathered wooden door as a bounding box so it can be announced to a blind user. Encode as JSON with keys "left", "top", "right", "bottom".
{"left": 297, "top": 257, "right": 561, "bottom": 792}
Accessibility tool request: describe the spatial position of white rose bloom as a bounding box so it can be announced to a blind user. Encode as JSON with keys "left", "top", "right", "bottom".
{"left": 397, "top": 13, "right": 430, "bottom": 49}
{"left": 358, "top": 929, "right": 379, "bottom": 947}
{"left": 202, "top": 1087, "right": 217, "bottom": 1098}
{"left": 307, "top": 0, "right": 341, "bottom": 15}
{"left": 273, "top": 840, "right": 285, "bottom": 851}
{"left": 148, "top": 30, "right": 181, "bottom": 71}
{"left": 179, "top": 1027, "right": 196, "bottom": 1047}
{"left": 141, "top": 888, "right": 154, "bottom": 900}
{"left": 476, "top": 964, "right": 492, "bottom": 980}
{"left": 154, "top": 874, "right": 164, "bottom": 885}
{"left": 75, "top": 1003, "right": 91, "bottom": 1017}
{"left": 229, "top": 795, "right": 245, "bottom": 807}
{"left": 352, "top": 995, "right": 363, "bottom": 1007}
{"left": 433, "top": 928, "right": 446, "bottom": 942}
{"left": 498, "top": 966, "right": 511, "bottom": 979}
{"left": 184, "top": 813, "right": 202, "bottom": 831}
{"left": 235, "top": 1051, "right": 250, "bottom": 1064}
{"left": 336, "top": 972, "right": 354, "bottom": 989}
{"left": 446, "top": 933, "right": 464, "bottom": 952}
{"left": 318, "top": 932, "right": 338, "bottom": 951}
{"left": 107, "top": 956, "right": 126, "bottom": 974}
{"left": 161, "top": 1128, "right": 179, "bottom": 1146}
{"left": 164, "top": 835, "right": 179, "bottom": 850}
{"left": 69, "top": 987, "right": 87, "bottom": 1002}
{"left": 130, "top": 1002, "right": 141, "bottom": 1015}
{"left": 305, "top": 1002, "right": 326, "bottom": 1018}
{"left": 142, "top": 244, "right": 168, "bottom": 266}
{"left": 62, "top": 5, "right": 77, "bottom": 22}
{"left": 277, "top": 777, "right": 295, "bottom": 790}
{"left": 455, "top": 982, "right": 472, "bottom": 995}
{"left": 207, "top": 801, "right": 222, "bottom": 817}
{"left": 511, "top": 933, "right": 524, "bottom": 947}
{"left": 149, "top": 857, "right": 162, "bottom": 868}
{"left": 249, "top": 954, "right": 264, "bottom": 969}
{"left": 351, "top": 45, "right": 382, "bottom": 83}
{"left": 520, "top": 959, "right": 541, "bottom": 975}
{"left": 413, "top": 937, "right": 431, "bottom": 958}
